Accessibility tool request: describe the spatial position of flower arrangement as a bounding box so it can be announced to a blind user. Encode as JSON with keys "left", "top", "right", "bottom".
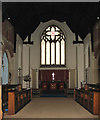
{"left": 24, "top": 74, "right": 31, "bottom": 82}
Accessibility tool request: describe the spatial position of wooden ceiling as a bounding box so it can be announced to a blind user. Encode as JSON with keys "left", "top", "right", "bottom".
{"left": 2, "top": 2, "right": 99, "bottom": 40}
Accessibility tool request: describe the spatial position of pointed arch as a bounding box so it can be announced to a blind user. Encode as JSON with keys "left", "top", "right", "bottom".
{"left": 40, "top": 25, "right": 66, "bottom": 67}
{"left": 1, "top": 52, "right": 8, "bottom": 84}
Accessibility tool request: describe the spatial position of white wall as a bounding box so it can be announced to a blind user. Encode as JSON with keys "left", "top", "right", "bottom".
{"left": 77, "top": 44, "right": 84, "bottom": 88}
{"left": 30, "top": 20, "right": 77, "bottom": 70}
{"left": 14, "top": 34, "right": 23, "bottom": 84}
{"left": 84, "top": 33, "right": 98, "bottom": 84}
{"left": 23, "top": 45, "right": 31, "bottom": 88}
{"left": 23, "top": 20, "right": 84, "bottom": 88}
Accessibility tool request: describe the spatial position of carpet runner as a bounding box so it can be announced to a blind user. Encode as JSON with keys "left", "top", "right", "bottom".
{"left": 40, "top": 90, "right": 67, "bottom": 97}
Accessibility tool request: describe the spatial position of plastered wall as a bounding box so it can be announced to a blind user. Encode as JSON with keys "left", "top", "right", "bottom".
{"left": 14, "top": 34, "right": 23, "bottom": 84}
{"left": 84, "top": 33, "right": 99, "bottom": 84}
{"left": 2, "top": 19, "right": 14, "bottom": 57}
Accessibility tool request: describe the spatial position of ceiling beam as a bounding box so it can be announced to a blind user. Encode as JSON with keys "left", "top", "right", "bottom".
{"left": 23, "top": 41, "right": 33, "bottom": 45}
{"left": 73, "top": 34, "right": 83, "bottom": 44}
{"left": 23, "top": 34, "right": 33, "bottom": 45}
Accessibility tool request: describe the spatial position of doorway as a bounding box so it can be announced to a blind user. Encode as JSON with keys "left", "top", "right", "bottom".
{"left": 1, "top": 52, "right": 8, "bottom": 85}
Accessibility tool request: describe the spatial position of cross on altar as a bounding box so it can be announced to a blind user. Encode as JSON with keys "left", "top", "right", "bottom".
{"left": 52, "top": 72, "right": 55, "bottom": 81}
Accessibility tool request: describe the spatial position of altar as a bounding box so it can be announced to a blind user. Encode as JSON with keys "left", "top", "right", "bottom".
{"left": 39, "top": 69, "right": 69, "bottom": 95}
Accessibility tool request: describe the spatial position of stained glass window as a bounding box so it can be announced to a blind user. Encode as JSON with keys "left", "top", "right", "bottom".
{"left": 51, "top": 42, "right": 55, "bottom": 65}
{"left": 41, "top": 25, "right": 65, "bottom": 66}
{"left": 46, "top": 41, "right": 50, "bottom": 64}
{"left": 56, "top": 41, "right": 60, "bottom": 64}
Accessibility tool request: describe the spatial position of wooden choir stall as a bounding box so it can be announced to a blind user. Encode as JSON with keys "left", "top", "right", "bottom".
{"left": 2, "top": 84, "right": 32, "bottom": 115}
{"left": 74, "top": 83, "right": 100, "bottom": 115}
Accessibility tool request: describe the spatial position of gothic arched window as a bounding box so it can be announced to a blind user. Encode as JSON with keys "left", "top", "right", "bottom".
{"left": 41, "top": 25, "right": 66, "bottom": 67}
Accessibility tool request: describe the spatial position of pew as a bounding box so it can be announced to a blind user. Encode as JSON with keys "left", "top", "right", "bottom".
{"left": 2, "top": 84, "right": 32, "bottom": 115}
{"left": 74, "top": 83, "right": 100, "bottom": 115}
{"left": 8, "top": 88, "right": 32, "bottom": 115}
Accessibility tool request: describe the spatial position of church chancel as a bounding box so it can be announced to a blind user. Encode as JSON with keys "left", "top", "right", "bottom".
{"left": 0, "top": 2, "right": 100, "bottom": 120}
